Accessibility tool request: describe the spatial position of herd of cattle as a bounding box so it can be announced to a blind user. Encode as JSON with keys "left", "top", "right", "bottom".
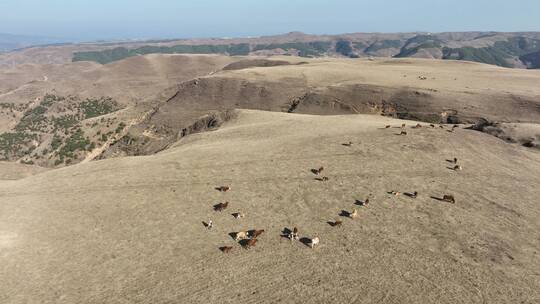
{"left": 208, "top": 123, "right": 460, "bottom": 253}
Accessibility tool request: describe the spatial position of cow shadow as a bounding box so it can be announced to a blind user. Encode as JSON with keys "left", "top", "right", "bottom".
{"left": 430, "top": 196, "right": 445, "bottom": 202}
{"left": 314, "top": 177, "right": 329, "bottom": 182}
{"left": 280, "top": 227, "right": 292, "bottom": 240}
{"left": 299, "top": 237, "right": 312, "bottom": 247}
{"left": 238, "top": 239, "right": 251, "bottom": 247}
{"left": 339, "top": 210, "right": 351, "bottom": 217}
{"left": 404, "top": 192, "right": 417, "bottom": 198}
{"left": 327, "top": 220, "right": 342, "bottom": 227}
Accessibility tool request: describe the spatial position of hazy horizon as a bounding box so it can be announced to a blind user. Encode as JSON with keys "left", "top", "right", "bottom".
{"left": 1, "top": 0, "right": 539, "bottom": 41}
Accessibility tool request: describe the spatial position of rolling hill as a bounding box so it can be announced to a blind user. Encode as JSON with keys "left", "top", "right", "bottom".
{"left": 1, "top": 109, "right": 539, "bottom": 303}
{"left": 1, "top": 55, "right": 539, "bottom": 168}
{"left": 3, "top": 31, "right": 540, "bottom": 69}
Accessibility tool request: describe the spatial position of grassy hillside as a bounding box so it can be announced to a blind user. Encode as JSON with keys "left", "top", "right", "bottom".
{"left": 0, "top": 94, "right": 123, "bottom": 166}
{"left": 1, "top": 110, "right": 539, "bottom": 303}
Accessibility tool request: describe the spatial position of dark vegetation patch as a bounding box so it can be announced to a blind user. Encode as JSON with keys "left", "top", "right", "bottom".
{"left": 335, "top": 40, "right": 354, "bottom": 57}
{"left": 0, "top": 93, "right": 122, "bottom": 166}
{"left": 365, "top": 40, "right": 403, "bottom": 53}
{"left": 442, "top": 37, "right": 540, "bottom": 68}
{"left": 73, "top": 43, "right": 251, "bottom": 64}
{"left": 395, "top": 35, "right": 443, "bottom": 57}
{"left": 353, "top": 42, "right": 367, "bottom": 50}
{"left": 80, "top": 97, "right": 120, "bottom": 119}
{"left": 253, "top": 41, "right": 332, "bottom": 57}
{"left": 520, "top": 51, "right": 540, "bottom": 69}
{"left": 222, "top": 59, "right": 293, "bottom": 71}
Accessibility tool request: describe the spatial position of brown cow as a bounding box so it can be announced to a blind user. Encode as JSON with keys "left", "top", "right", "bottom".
{"left": 251, "top": 229, "right": 265, "bottom": 239}
{"left": 330, "top": 220, "right": 343, "bottom": 227}
{"left": 402, "top": 123, "right": 406, "bottom": 128}
{"left": 442, "top": 195, "right": 456, "bottom": 204}
{"left": 216, "top": 186, "right": 231, "bottom": 192}
{"left": 214, "top": 201, "right": 229, "bottom": 212}
{"left": 385, "top": 125, "right": 391, "bottom": 129}
{"left": 453, "top": 165, "right": 462, "bottom": 171}
{"left": 244, "top": 238, "right": 258, "bottom": 249}
{"left": 220, "top": 246, "right": 233, "bottom": 253}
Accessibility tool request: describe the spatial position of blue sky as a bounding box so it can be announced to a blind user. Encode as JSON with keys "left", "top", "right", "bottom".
{"left": 0, "top": 0, "right": 538, "bottom": 41}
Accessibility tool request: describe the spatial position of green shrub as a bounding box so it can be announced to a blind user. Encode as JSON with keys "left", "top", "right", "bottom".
{"left": 336, "top": 40, "right": 353, "bottom": 56}
{"left": 80, "top": 97, "right": 120, "bottom": 119}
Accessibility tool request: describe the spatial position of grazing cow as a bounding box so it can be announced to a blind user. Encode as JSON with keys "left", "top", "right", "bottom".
{"left": 220, "top": 246, "right": 233, "bottom": 253}
{"left": 244, "top": 238, "right": 258, "bottom": 249}
{"left": 214, "top": 202, "right": 229, "bottom": 212}
{"left": 453, "top": 165, "right": 462, "bottom": 171}
{"left": 442, "top": 195, "right": 456, "bottom": 204}
{"left": 291, "top": 227, "right": 299, "bottom": 240}
{"left": 235, "top": 231, "right": 249, "bottom": 241}
{"left": 216, "top": 186, "right": 231, "bottom": 192}
{"left": 412, "top": 123, "right": 422, "bottom": 129}
{"left": 400, "top": 130, "right": 407, "bottom": 135}
{"left": 385, "top": 125, "right": 391, "bottom": 129}
{"left": 430, "top": 124, "right": 435, "bottom": 128}
{"left": 309, "top": 237, "right": 320, "bottom": 248}
{"left": 350, "top": 209, "right": 358, "bottom": 219}
{"left": 312, "top": 167, "right": 324, "bottom": 175}
{"left": 232, "top": 212, "right": 245, "bottom": 219}
{"left": 356, "top": 198, "right": 370, "bottom": 206}
{"left": 251, "top": 229, "right": 265, "bottom": 239}
{"left": 439, "top": 125, "right": 444, "bottom": 129}
{"left": 330, "top": 220, "right": 343, "bottom": 227}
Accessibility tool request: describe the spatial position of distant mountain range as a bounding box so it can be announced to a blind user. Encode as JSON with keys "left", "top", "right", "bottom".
{"left": 2, "top": 31, "right": 540, "bottom": 68}
{"left": 0, "top": 33, "right": 69, "bottom": 52}
{"left": 70, "top": 31, "right": 540, "bottom": 69}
